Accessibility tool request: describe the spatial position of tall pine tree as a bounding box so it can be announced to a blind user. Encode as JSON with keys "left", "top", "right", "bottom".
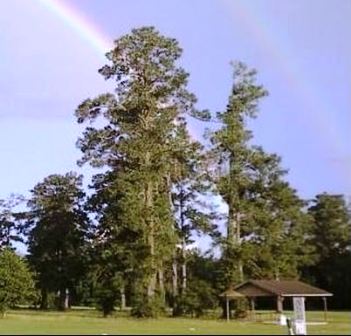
{"left": 209, "top": 62, "right": 267, "bottom": 287}
{"left": 75, "top": 27, "right": 207, "bottom": 315}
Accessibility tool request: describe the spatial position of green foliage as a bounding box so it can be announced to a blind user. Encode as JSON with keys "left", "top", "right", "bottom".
{"left": 75, "top": 26, "right": 207, "bottom": 307}
{"left": 3, "top": 26, "right": 349, "bottom": 317}
{"left": 0, "top": 249, "right": 36, "bottom": 315}
{"left": 131, "top": 294, "right": 166, "bottom": 318}
{"left": 25, "top": 172, "right": 90, "bottom": 310}
{"left": 308, "top": 194, "right": 350, "bottom": 259}
{"left": 233, "top": 298, "right": 249, "bottom": 319}
{"left": 0, "top": 195, "right": 24, "bottom": 250}
{"left": 303, "top": 194, "right": 351, "bottom": 309}
{"left": 209, "top": 62, "right": 268, "bottom": 285}
{"left": 241, "top": 149, "right": 314, "bottom": 280}
{"left": 94, "top": 274, "right": 122, "bottom": 317}
{"left": 173, "top": 279, "right": 217, "bottom": 317}
{"left": 209, "top": 62, "right": 312, "bottom": 285}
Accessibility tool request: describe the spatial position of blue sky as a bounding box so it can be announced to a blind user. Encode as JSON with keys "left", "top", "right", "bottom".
{"left": 0, "top": 0, "right": 351, "bottom": 203}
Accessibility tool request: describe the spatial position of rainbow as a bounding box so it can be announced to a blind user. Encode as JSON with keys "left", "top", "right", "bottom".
{"left": 220, "top": 0, "right": 350, "bottom": 186}
{"left": 37, "top": 0, "right": 350, "bottom": 188}
{"left": 37, "top": 0, "right": 112, "bottom": 58}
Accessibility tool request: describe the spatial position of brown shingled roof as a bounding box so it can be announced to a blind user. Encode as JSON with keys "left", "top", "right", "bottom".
{"left": 235, "top": 280, "right": 333, "bottom": 297}
{"left": 219, "top": 288, "right": 245, "bottom": 299}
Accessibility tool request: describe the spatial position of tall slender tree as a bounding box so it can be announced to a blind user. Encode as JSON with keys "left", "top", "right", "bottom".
{"left": 209, "top": 62, "right": 312, "bottom": 292}
{"left": 170, "top": 118, "right": 216, "bottom": 300}
{"left": 209, "top": 61, "right": 268, "bottom": 287}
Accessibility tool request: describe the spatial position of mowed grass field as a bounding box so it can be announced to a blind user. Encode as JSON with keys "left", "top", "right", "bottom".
{"left": 0, "top": 309, "right": 349, "bottom": 335}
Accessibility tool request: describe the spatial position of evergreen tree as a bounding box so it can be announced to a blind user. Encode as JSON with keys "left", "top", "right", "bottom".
{"left": 304, "top": 193, "right": 351, "bottom": 308}
{"left": 209, "top": 62, "right": 268, "bottom": 287}
{"left": 170, "top": 118, "right": 217, "bottom": 308}
{"left": 241, "top": 149, "right": 313, "bottom": 279}
{"left": 0, "top": 249, "right": 36, "bottom": 316}
{"left": 75, "top": 27, "right": 207, "bottom": 315}
{"left": 25, "top": 173, "right": 89, "bottom": 310}
{"left": 0, "top": 195, "right": 24, "bottom": 250}
{"left": 209, "top": 62, "right": 312, "bottom": 291}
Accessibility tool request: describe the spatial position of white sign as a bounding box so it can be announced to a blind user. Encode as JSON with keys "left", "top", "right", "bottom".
{"left": 293, "top": 297, "right": 307, "bottom": 335}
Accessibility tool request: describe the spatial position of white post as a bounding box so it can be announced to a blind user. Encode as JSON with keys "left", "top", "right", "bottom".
{"left": 293, "top": 297, "right": 307, "bottom": 335}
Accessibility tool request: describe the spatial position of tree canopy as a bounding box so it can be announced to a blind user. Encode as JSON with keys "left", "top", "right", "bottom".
{"left": 1, "top": 26, "right": 349, "bottom": 315}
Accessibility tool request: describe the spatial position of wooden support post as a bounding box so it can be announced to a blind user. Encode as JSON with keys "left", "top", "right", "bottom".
{"left": 250, "top": 298, "right": 256, "bottom": 321}
{"left": 276, "top": 295, "right": 284, "bottom": 313}
{"left": 226, "top": 296, "right": 230, "bottom": 322}
{"left": 323, "top": 297, "right": 328, "bottom": 322}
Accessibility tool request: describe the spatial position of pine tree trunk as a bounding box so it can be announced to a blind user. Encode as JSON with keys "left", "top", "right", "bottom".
{"left": 58, "top": 288, "right": 69, "bottom": 311}
{"left": 158, "top": 268, "right": 165, "bottom": 304}
{"left": 236, "top": 211, "right": 243, "bottom": 282}
{"left": 181, "top": 237, "right": 187, "bottom": 294}
{"left": 121, "top": 286, "right": 126, "bottom": 310}
{"left": 145, "top": 151, "right": 157, "bottom": 299}
{"left": 65, "top": 289, "right": 69, "bottom": 309}
{"left": 228, "top": 207, "right": 244, "bottom": 283}
{"left": 227, "top": 207, "right": 235, "bottom": 244}
{"left": 172, "top": 258, "right": 178, "bottom": 298}
{"left": 40, "top": 288, "right": 48, "bottom": 310}
{"left": 147, "top": 230, "right": 157, "bottom": 299}
{"left": 179, "top": 186, "right": 187, "bottom": 294}
{"left": 238, "top": 262, "right": 244, "bottom": 283}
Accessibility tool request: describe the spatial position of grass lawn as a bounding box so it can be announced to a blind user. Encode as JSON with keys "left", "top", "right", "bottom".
{"left": 0, "top": 309, "right": 349, "bottom": 335}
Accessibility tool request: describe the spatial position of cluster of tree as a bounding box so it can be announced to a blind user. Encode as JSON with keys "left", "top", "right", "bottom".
{"left": 0, "top": 27, "right": 350, "bottom": 317}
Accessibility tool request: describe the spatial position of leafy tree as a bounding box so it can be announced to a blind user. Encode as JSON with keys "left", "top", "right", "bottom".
{"left": 172, "top": 279, "right": 217, "bottom": 317}
{"left": 172, "top": 250, "right": 220, "bottom": 317}
{"left": 304, "top": 193, "right": 351, "bottom": 308}
{"left": 75, "top": 26, "right": 207, "bottom": 315}
{"left": 86, "top": 170, "right": 147, "bottom": 315}
{"left": 241, "top": 149, "right": 314, "bottom": 279}
{"left": 94, "top": 272, "right": 122, "bottom": 317}
{"left": 0, "top": 195, "right": 24, "bottom": 250}
{"left": 25, "top": 173, "right": 89, "bottom": 310}
{"left": 308, "top": 194, "right": 350, "bottom": 258}
{"left": 0, "top": 249, "right": 36, "bottom": 316}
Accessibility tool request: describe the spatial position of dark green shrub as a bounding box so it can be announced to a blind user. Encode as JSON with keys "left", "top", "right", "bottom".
{"left": 0, "top": 249, "right": 36, "bottom": 316}
{"left": 131, "top": 295, "right": 165, "bottom": 318}
{"left": 173, "top": 279, "right": 217, "bottom": 317}
{"left": 94, "top": 276, "right": 121, "bottom": 317}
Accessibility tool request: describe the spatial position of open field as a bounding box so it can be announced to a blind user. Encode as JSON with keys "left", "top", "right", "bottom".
{"left": 0, "top": 310, "right": 349, "bottom": 335}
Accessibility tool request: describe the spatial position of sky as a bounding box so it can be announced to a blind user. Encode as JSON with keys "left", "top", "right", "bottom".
{"left": 0, "top": 0, "right": 351, "bottom": 206}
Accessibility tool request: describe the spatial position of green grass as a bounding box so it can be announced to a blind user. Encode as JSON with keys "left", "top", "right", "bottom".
{"left": 0, "top": 309, "right": 349, "bottom": 335}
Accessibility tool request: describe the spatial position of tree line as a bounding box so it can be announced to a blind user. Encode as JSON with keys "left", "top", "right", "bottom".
{"left": 0, "top": 27, "right": 350, "bottom": 317}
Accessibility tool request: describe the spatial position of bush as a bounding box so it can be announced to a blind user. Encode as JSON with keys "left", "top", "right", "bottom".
{"left": 0, "top": 249, "right": 36, "bottom": 316}
{"left": 94, "top": 276, "right": 121, "bottom": 317}
{"left": 233, "top": 307, "right": 248, "bottom": 319}
{"left": 131, "top": 295, "right": 165, "bottom": 318}
{"left": 95, "top": 288, "right": 118, "bottom": 317}
{"left": 173, "top": 279, "right": 217, "bottom": 317}
{"left": 233, "top": 298, "right": 249, "bottom": 319}
{"left": 173, "top": 293, "right": 202, "bottom": 317}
